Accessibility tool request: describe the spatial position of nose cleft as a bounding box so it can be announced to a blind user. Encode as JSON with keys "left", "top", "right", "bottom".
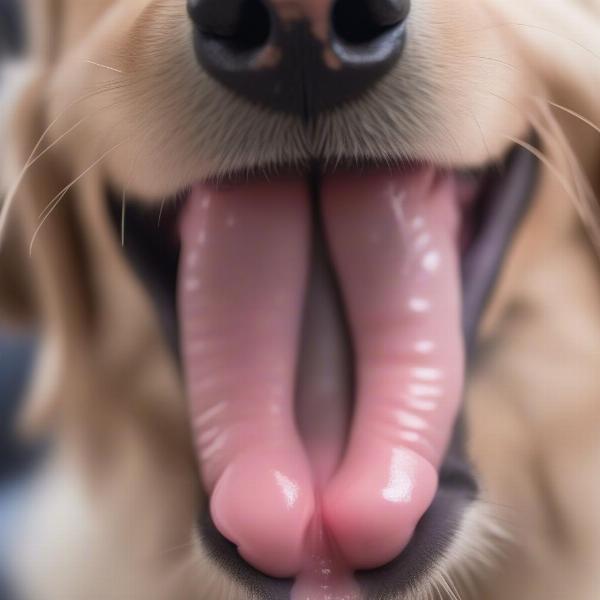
{"left": 187, "top": 0, "right": 410, "bottom": 117}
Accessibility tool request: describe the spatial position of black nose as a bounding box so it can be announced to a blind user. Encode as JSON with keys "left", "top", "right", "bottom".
{"left": 187, "top": 0, "right": 410, "bottom": 117}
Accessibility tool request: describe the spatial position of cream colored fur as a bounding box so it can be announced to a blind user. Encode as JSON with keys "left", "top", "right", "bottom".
{"left": 2, "top": 0, "right": 600, "bottom": 598}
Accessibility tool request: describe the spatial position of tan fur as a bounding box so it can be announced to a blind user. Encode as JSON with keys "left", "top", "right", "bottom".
{"left": 2, "top": 0, "right": 600, "bottom": 598}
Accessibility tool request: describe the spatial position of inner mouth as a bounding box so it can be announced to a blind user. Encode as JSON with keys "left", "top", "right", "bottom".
{"left": 179, "top": 164, "right": 467, "bottom": 592}
{"left": 109, "top": 140, "right": 538, "bottom": 599}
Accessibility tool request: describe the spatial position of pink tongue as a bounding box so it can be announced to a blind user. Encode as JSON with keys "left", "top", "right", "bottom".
{"left": 178, "top": 179, "right": 314, "bottom": 577}
{"left": 178, "top": 169, "right": 464, "bottom": 585}
{"left": 320, "top": 170, "right": 464, "bottom": 570}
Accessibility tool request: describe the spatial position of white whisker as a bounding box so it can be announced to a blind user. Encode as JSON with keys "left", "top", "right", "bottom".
{"left": 121, "top": 190, "right": 127, "bottom": 247}
{"left": 0, "top": 81, "right": 128, "bottom": 247}
{"left": 544, "top": 99, "right": 600, "bottom": 136}
{"left": 84, "top": 59, "right": 124, "bottom": 74}
{"left": 29, "top": 140, "right": 129, "bottom": 255}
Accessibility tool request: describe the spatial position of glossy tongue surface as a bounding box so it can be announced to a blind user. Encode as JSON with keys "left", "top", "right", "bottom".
{"left": 178, "top": 168, "right": 464, "bottom": 596}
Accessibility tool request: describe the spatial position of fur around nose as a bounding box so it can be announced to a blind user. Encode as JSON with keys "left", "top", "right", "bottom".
{"left": 187, "top": 0, "right": 410, "bottom": 116}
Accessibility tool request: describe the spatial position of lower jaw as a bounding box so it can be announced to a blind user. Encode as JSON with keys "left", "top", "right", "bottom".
{"left": 107, "top": 138, "right": 538, "bottom": 599}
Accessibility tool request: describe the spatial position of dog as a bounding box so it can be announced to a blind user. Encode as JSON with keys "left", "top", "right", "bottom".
{"left": 1, "top": 0, "right": 600, "bottom": 598}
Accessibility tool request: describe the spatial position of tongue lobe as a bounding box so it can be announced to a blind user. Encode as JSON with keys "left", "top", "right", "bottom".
{"left": 178, "top": 168, "right": 465, "bottom": 582}
{"left": 178, "top": 179, "right": 314, "bottom": 577}
{"left": 320, "top": 169, "right": 464, "bottom": 570}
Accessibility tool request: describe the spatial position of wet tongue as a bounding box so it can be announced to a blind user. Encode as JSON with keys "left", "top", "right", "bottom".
{"left": 178, "top": 168, "right": 464, "bottom": 589}
{"left": 178, "top": 178, "right": 315, "bottom": 578}
{"left": 320, "top": 169, "right": 464, "bottom": 572}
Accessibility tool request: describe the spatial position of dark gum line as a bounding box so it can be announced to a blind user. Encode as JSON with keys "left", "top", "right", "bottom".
{"left": 462, "top": 132, "right": 540, "bottom": 356}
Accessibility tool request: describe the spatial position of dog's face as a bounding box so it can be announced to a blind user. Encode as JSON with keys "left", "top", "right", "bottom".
{"left": 4, "top": 0, "right": 600, "bottom": 599}
{"left": 41, "top": 0, "right": 535, "bottom": 194}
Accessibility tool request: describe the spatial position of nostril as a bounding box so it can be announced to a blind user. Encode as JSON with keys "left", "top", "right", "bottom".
{"left": 332, "top": 0, "right": 410, "bottom": 45}
{"left": 188, "top": 0, "right": 271, "bottom": 53}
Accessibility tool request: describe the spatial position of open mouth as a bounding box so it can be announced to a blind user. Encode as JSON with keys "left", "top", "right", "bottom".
{"left": 109, "top": 138, "right": 538, "bottom": 599}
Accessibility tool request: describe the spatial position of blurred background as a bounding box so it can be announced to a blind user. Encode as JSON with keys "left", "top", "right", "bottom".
{"left": 1, "top": 2, "right": 39, "bottom": 599}
{"left": 0, "top": 0, "right": 22, "bottom": 57}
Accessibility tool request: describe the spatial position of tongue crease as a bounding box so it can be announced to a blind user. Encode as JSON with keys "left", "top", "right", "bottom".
{"left": 178, "top": 168, "right": 465, "bottom": 598}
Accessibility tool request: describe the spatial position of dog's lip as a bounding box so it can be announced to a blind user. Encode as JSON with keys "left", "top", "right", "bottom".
{"left": 106, "top": 136, "right": 539, "bottom": 599}
{"left": 191, "top": 158, "right": 480, "bottom": 190}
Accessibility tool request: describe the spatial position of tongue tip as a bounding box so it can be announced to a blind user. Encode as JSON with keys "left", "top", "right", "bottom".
{"left": 209, "top": 454, "right": 315, "bottom": 578}
{"left": 322, "top": 448, "right": 439, "bottom": 570}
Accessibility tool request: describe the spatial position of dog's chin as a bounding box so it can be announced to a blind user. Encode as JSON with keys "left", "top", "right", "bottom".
{"left": 106, "top": 135, "right": 538, "bottom": 599}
